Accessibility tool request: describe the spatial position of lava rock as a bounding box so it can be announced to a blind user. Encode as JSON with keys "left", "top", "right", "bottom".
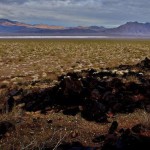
{"left": 137, "top": 57, "right": 150, "bottom": 69}
{"left": 108, "top": 121, "right": 118, "bottom": 134}
{"left": 92, "top": 135, "right": 106, "bottom": 143}
{"left": 131, "top": 124, "right": 144, "bottom": 133}
{"left": 0, "top": 121, "right": 15, "bottom": 138}
{"left": 63, "top": 107, "right": 79, "bottom": 116}
{"left": 6, "top": 96, "right": 15, "bottom": 112}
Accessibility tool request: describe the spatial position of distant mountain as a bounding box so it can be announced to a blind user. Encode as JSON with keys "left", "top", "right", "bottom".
{"left": 0, "top": 19, "right": 150, "bottom": 36}
{"left": 105, "top": 22, "right": 150, "bottom": 36}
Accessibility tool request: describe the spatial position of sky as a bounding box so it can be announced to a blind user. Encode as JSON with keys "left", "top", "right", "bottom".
{"left": 0, "top": 0, "right": 150, "bottom": 27}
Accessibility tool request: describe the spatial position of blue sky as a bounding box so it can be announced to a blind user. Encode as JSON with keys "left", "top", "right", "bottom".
{"left": 0, "top": 0, "right": 149, "bottom": 27}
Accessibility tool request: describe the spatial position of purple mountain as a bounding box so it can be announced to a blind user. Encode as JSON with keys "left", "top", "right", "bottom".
{"left": 0, "top": 19, "right": 150, "bottom": 36}
{"left": 105, "top": 22, "right": 150, "bottom": 35}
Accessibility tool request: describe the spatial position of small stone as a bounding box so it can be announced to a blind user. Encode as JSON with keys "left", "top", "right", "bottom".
{"left": 71, "top": 130, "right": 79, "bottom": 138}
{"left": 131, "top": 124, "right": 143, "bottom": 133}
{"left": 108, "top": 121, "right": 118, "bottom": 134}
{"left": 47, "top": 119, "right": 53, "bottom": 124}
{"left": 92, "top": 135, "right": 105, "bottom": 143}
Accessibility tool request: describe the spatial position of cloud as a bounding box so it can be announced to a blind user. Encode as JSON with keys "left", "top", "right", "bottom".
{"left": 0, "top": 0, "right": 149, "bottom": 27}
{"left": 0, "top": 0, "right": 28, "bottom": 4}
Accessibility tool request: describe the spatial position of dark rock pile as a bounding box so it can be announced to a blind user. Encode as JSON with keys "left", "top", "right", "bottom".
{"left": 55, "top": 57, "right": 150, "bottom": 122}
{"left": 136, "top": 57, "right": 150, "bottom": 69}
{"left": 2, "top": 58, "right": 150, "bottom": 122}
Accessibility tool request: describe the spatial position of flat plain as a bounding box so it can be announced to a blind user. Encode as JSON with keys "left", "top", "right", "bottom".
{"left": 0, "top": 39, "right": 150, "bottom": 80}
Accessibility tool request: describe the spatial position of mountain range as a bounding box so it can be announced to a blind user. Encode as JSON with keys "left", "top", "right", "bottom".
{"left": 0, "top": 19, "right": 150, "bottom": 36}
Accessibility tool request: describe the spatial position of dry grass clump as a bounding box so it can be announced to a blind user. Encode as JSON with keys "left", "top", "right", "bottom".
{"left": 138, "top": 110, "right": 150, "bottom": 129}
{"left": 0, "top": 107, "right": 70, "bottom": 150}
{"left": 118, "top": 109, "right": 150, "bottom": 130}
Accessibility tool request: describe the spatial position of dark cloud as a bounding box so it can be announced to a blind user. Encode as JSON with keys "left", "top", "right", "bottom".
{"left": 0, "top": 0, "right": 149, "bottom": 27}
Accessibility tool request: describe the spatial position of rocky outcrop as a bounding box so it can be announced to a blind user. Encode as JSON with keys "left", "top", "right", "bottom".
{"left": 2, "top": 58, "right": 150, "bottom": 123}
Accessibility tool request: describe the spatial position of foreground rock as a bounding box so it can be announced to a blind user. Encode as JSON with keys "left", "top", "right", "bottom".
{"left": 0, "top": 121, "right": 15, "bottom": 139}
